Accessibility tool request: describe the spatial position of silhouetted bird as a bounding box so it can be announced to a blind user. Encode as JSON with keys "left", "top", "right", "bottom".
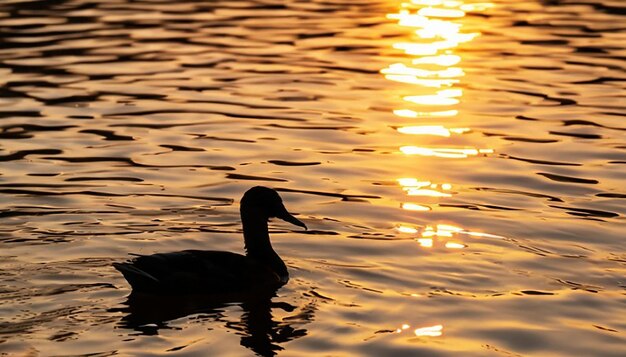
{"left": 114, "top": 186, "right": 307, "bottom": 294}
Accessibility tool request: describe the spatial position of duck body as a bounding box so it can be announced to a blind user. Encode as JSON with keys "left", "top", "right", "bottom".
{"left": 114, "top": 186, "right": 306, "bottom": 295}
{"left": 114, "top": 250, "right": 287, "bottom": 294}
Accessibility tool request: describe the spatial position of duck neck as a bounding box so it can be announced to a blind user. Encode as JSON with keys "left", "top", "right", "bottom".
{"left": 241, "top": 210, "right": 277, "bottom": 259}
{"left": 241, "top": 210, "right": 288, "bottom": 280}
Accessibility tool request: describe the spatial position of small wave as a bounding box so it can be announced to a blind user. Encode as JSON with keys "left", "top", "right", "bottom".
{"left": 537, "top": 172, "right": 599, "bottom": 184}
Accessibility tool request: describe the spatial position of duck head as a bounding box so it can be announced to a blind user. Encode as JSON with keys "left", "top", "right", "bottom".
{"left": 241, "top": 186, "right": 307, "bottom": 230}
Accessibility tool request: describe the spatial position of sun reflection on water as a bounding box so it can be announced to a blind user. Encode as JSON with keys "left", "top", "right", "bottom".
{"left": 393, "top": 109, "right": 458, "bottom": 118}
{"left": 414, "top": 324, "right": 444, "bottom": 337}
{"left": 400, "top": 146, "right": 493, "bottom": 158}
{"left": 384, "top": 3, "right": 502, "bottom": 320}
{"left": 413, "top": 54, "right": 460, "bottom": 66}
{"left": 392, "top": 323, "right": 443, "bottom": 337}
{"left": 386, "top": 0, "right": 495, "bottom": 218}
{"left": 397, "top": 125, "right": 470, "bottom": 137}
{"left": 401, "top": 203, "right": 432, "bottom": 211}
{"left": 396, "top": 222, "right": 506, "bottom": 250}
{"left": 398, "top": 177, "right": 454, "bottom": 197}
{"left": 413, "top": 325, "right": 443, "bottom": 337}
{"left": 383, "top": 0, "right": 492, "bottom": 159}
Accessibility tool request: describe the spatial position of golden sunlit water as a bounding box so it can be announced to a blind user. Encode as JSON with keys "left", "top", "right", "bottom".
{"left": 1, "top": 0, "right": 625, "bottom": 356}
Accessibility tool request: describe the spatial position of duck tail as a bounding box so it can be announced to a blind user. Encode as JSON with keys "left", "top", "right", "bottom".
{"left": 113, "top": 262, "right": 159, "bottom": 292}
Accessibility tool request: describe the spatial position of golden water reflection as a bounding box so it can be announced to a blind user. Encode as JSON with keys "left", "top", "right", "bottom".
{"left": 414, "top": 324, "right": 444, "bottom": 337}
{"left": 393, "top": 109, "right": 458, "bottom": 118}
{"left": 382, "top": 63, "right": 463, "bottom": 79}
{"left": 384, "top": 0, "right": 493, "bottom": 162}
{"left": 397, "top": 125, "right": 470, "bottom": 137}
{"left": 412, "top": 54, "right": 460, "bottom": 66}
{"left": 390, "top": 2, "right": 500, "bottom": 343}
{"left": 404, "top": 94, "right": 459, "bottom": 106}
{"left": 393, "top": 323, "right": 444, "bottom": 337}
{"left": 401, "top": 203, "right": 431, "bottom": 211}
{"left": 386, "top": 2, "right": 497, "bottom": 340}
{"left": 398, "top": 177, "right": 453, "bottom": 197}
{"left": 397, "top": 223, "right": 506, "bottom": 250}
{"left": 400, "top": 146, "right": 493, "bottom": 158}
{"left": 388, "top": 0, "right": 494, "bottom": 223}
{"left": 395, "top": 323, "right": 412, "bottom": 333}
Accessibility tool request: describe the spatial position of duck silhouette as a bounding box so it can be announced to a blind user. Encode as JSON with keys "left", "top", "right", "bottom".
{"left": 113, "top": 186, "right": 307, "bottom": 295}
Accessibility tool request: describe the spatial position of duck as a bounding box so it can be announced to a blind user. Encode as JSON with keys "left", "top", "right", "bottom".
{"left": 113, "top": 186, "right": 307, "bottom": 294}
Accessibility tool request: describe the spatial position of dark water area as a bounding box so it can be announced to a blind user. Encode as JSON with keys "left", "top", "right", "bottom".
{"left": 0, "top": 0, "right": 625, "bottom": 355}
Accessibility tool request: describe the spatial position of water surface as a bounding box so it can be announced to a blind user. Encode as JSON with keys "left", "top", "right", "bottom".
{"left": 1, "top": 0, "right": 625, "bottom": 356}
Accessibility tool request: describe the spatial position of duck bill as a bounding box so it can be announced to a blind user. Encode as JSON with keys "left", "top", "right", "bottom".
{"left": 277, "top": 206, "right": 307, "bottom": 230}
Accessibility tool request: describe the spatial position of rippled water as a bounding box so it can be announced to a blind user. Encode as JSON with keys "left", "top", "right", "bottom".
{"left": 1, "top": 0, "right": 625, "bottom": 355}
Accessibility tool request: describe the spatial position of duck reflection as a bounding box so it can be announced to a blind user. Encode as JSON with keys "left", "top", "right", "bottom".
{"left": 115, "top": 289, "right": 315, "bottom": 357}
